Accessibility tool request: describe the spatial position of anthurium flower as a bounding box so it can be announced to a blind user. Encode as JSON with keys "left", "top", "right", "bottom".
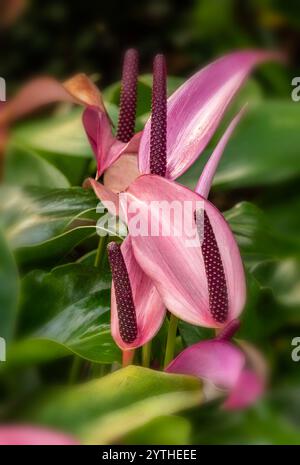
{"left": 92, "top": 50, "right": 278, "bottom": 350}
{"left": 118, "top": 104, "right": 246, "bottom": 331}
{"left": 106, "top": 109, "right": 246, "bottom": 350}
{"left": 166, "top": 320, "right": 266, "bottom": 410}
{"left": 120, "top": 170, "right": 246, "bottom": 328}
{"left": 88, "top": 49, "right": 276, "bottom": 198}
{"left": 0, "top": 425, "right": 79, "bottom": 445}
{"left": 83, "top": 48, "right": 141, "bottom": 189}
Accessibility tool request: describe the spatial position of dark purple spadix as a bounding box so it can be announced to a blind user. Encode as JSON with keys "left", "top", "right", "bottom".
{"left": 195, "top": 209, "right": 229, "bottom": 323}
{"left": 107, "top": 242, "right": 138, "bottom": 343}
{"left": 150, "top": 54, "right": 167, "bottom": 177}
{"left": 116, "top": 48, "right": 139, "bottom": 143}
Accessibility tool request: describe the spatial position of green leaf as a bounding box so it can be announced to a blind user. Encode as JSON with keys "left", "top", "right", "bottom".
{"left": 179, "top": 100, "right": 300, "bottom": 190}
{"left": 16, "top": 225, "right": 97, "bottom": 267}
{"left": 104, "top": 74, "right": 184, "bottom": 124}
{"left": 178, "top": 321, "right": 214, "bottom": 347}
{"left": 8, "top": 104, "right": 115, "bottom": 185}
{"left": 28, "top": 366, "right": 202, "bottom": 444}
{"left": 10, "top": 263, "right": 120, "bottom": 365}
{"left": 0, "top": 185, "right": 98, "bottom": 248}
{"left": 225, "top": 201, "right": 298, "bottom": 270}
{"left": 123, "top": 415, "right": 191, "bottom": 445}
{"left": 266, "top": 193, "right": 300, "bottom": 242}
{"left": 6, "top": 339, "right": 69, "bottom": 367}
{"left": 0, "top": 185, "right": 101, "bottom": 267}
{"left": 10, "top": 109, "right": 95, "bottom": 185}
{"left": 12, "top": 109, "right": 92, "bottom": 158}
{"left": 254, "top": 259, "right": 300, "bottom": 308}
{"left": 225, "top": 202, "right": 300, "bottom": 311}
{"left": 0, "top": 229, "right": 19, "bottom": 341}
{"left": 4, "top": 143, "right": 70, "bottom": 188}
{"left": 189, "top": 401, "right": 300, "bottom": 445}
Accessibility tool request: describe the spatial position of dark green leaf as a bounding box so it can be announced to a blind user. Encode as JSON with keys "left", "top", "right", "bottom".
{"left": 0, "top": 230, "right": 19, "bottom": 341}
{"left": 189, "top": 401, "right": 300, "bottom": 445}
{"left": 10, "top": 263, "right": 119, "bottom": 364}
{"left": 179, "top": 101, "right": 300, "bottom": 190}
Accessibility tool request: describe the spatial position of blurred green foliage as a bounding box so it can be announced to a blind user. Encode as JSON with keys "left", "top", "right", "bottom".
{"left": 1, "top": 0, "right": 300, "bottom": 445}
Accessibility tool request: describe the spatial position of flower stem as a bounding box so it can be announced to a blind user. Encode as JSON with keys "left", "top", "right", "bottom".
{"left": 68, "top": 356, "right": 82, "bottom": 385}
{"left": 164, "top": 314, "right": 179, "bottom": 368}
{"left": 94, "top": 235, "right": 108, "bottom": 268}
{"left": 122, "top": 349, "right": 135, "bottom": 367}
{"left": 142, "top": 341, "right": 152, "bottom": 368}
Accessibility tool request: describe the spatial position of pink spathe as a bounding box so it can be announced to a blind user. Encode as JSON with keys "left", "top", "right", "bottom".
{"left": 0, "top": 425, "right": 78, "bottom": 445}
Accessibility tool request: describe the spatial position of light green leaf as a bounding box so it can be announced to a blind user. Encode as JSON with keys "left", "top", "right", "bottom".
{"left": 123, "top": 415, "right": 192, "bottom": 445}
{"left": 12, "top": 109, "right": 92, "bottom": 158}
{"left": 4, "top": 143, "right": 70, "bottom": 188}
{"left": 0, "top": 185, "right": 101, "bottom": 267}
{"left": 28, "top": 366, "right": 202, "bottom": 444}
{"left": 0, "top": 185, "right": 98, "bottom": 248}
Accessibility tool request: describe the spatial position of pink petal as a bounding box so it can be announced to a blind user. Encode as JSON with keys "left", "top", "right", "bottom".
{"left": 139, "top": 50, "right": 277, "bottom": 179}
{"left": 0, "top": 425, "right": 79, "bottom": 445}
{"left": 223, "top": 369, "right": 265, "bottom": 410}
{"left": 82, "top": 106, "right": 141, "bottom": 178}
{"left": 195, "top": 106, "right": 246, "bottom": 198}
{"left": 120, "top": 175, "right": 246, "bottom": 328}
{"left": 103, "top": 154, "right": 140, "bottom": 193}
{"left": 82, "top": 106, "right": 115, "bottom": 177}
{"left": 166, "top": 340, "right": 245, "bottom": 390}
{"left": 83, "top": 177, "right": 119, "bottom": 216}
{"left": 111, "top": 236, "right": 166, "bottom": 350}
{"left": 106, "top": 132, "right": 141, "bottom": 177}
{"left": 0, "top": 74, "right": 105, "bottom": 127}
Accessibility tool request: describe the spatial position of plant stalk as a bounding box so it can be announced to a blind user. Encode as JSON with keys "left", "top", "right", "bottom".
{"left": 142, "top": 341, "right": 152, "bottom": 368}
{"left": 122, "top": 349, "right": 135, "bottom": 367}
{"left": 164, "top": 314, "right": 179, "bottom": 368}
{"left": 94, "top": 234, "right": 108, "bottom": 268}
{"left": 68, "top": 356, "right": 82, "bottom": 384}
